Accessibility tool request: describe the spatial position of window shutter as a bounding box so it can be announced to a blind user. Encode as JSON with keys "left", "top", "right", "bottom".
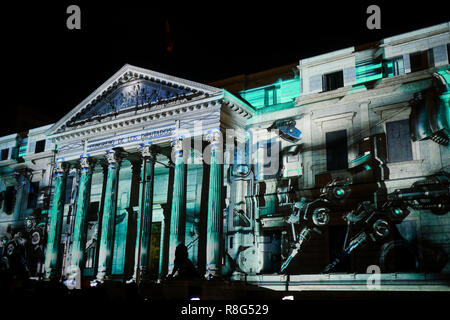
{"left": 427, "top": 49, "right": 434, "bottom": 67}
{"left": 45, "top": 139, "right": 52, "bottom": 151}
{"left": 393, "top": 57, "right": 405, "bottom": 76}
{"left": 309, "top": 74, "right": 323, "bottom": 93}
{"left": 433, "top": 45, "right": 448, "bottom": 67}
{"left": 403, "top": 54, "right": 411, "bottom": 73}
{"left": 343, "top": 67, "right": 356, "bottom": 86}
{"left": 28, "top": 141, "right": 36, "bottom": 154}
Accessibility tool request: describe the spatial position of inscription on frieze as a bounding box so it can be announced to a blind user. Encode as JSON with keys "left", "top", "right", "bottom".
{"left": 86, "top": 125, "right": 176, "bottom": 153}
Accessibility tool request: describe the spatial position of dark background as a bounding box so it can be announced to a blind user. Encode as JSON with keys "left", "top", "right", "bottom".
{"left": 1, "top": 1, "right": 448, "bottom": 136}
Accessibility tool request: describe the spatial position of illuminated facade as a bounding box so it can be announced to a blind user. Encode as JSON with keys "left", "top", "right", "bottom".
{"left": 1, "top": 23, "right": 449, "bottom": 292}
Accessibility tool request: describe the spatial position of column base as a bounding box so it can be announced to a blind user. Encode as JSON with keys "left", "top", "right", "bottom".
{"left": 95, "top": 269, "right": 111, "bottom": 284}
{"left": 127, "top": 267, "right": 150, "bottom": 284}
{"left": 204, "top": 273, "right": 224, "bottom": 281}
{"left": 205, "top": 265, "right": 221, "bottom": 280}
{"left": 44, "top": 269, "right": 60, "bottom": 281}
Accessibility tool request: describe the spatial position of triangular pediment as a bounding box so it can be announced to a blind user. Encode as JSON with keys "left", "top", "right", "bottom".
{"left": 48, "top": 64, "right": 221, "bottom": 135}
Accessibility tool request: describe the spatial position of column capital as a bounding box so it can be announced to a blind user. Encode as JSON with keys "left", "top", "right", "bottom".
{"left": 105, "top": 149, "right": 122, "bottom": 168}
{"left": 205, "top": 128, "right": 222, "bottom": 148}
{"left": 79, "top": 154, "right": 96, "bottom": 173}
{"left": 140, "top": 142, "right": 156, "bottom": 160}
{"left": 54, "top": 158, "right": 68, "bottom": 177}
{"left": 171, "top": 136, "right": 184, "bottom": 157}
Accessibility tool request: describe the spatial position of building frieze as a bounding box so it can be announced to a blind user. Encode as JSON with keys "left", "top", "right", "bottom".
{"left": 50, "top": 93, "right": 252, "bottom": 145}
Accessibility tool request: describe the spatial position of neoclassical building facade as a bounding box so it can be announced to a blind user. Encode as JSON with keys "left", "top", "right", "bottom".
{"left": 1, "top": 22, "right": 449, "bottom": 291}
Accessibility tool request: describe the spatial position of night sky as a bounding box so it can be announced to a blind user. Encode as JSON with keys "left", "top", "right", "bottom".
{"left": 2, "top": 1, "right": 449, "bottom": 136}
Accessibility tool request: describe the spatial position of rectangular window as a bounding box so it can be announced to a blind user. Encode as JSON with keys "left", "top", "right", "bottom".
{"left": 34, "top": 140, "right": 46, "bottom": 154}
{"left": 326, "top": 129, "right": 348, "bottom": 171}
{"left": 386, "top": 119, "right": 413, "bottom": 163}
{"left": 1, "top": 148, "right": 9, "bottom": 160}
{"left": 4, "top": 186, "right": 15, "bottom": 213}
{"left": 322, "top": 70, "right": 344, "bottom": 92}
{"left": 27, "top": 181, "right": 40, "bottom": 209}
{"left": 410, "top": 50, "right": 433, "bottom": 72}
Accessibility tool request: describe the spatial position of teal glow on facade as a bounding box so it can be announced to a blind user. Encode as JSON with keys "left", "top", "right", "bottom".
{"left": 3, "top": 24, "right": 450, "bottom": 293}
{"left": 240, "top": 77, "right": 301, "bottom": 110}
{"left": 18, "top": 137, "right": 28, "bottom": 159}
{"left": 205, "top": 134, "right": 222, "bottom": 277}
{"left": 355, "top": 61, "right": 383, "bottom": 84}
{"left": 70, "top": 155, "right": 93, "bottom": 270}
{"left": 133, "top": 145, "right": 156, "bottom": 282}
{"left": 44, "top": 160, "right": 67, "bottom": 279}
{"left": 96, "top": 151, "right": 120, "bottom": 282}
{"left": 168, "top": 139, "right": 186, "bottom": 274}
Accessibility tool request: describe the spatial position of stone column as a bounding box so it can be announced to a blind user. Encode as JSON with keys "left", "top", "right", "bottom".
{"left": 70, "top": 154, "right": 94, "bottom": 272}
{"left": 96, "top": 149, "right": 121, "bottom": 282}
{"left": 132, "top": 143, "right": 156, "bottom": 283}
{"left": 159, "top": 164, "right": 173, "bottom": 279}
{"left": 205, "top": 129, "right": 223, "bottom": 278}
{"left": 44, "top": 158, "right": 68, "bottom": 279}
{"left": 168, "top": 137, "right": 186, "bottom": 274}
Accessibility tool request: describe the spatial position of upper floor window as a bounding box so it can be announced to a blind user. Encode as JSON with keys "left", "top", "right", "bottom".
{"left": 34, "top": 140, "right": 46, "bottom": 153}
{"left": 410, "top": 49, "right": 434, "bottom": 73}
{"left": 323, "top": 70, "right": 344, "bottom": 92}
{"left": 1, "top": 148, "right": 9, "bottom": 160}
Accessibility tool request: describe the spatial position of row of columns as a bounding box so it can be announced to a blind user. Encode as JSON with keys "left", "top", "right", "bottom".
{"left": 44, "top": 130, "right": 224, "bottom": 282}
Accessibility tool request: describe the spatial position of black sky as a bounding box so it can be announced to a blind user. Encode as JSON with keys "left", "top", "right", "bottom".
{"left": 2, "top": 1, "right": 449, "bottom": 136}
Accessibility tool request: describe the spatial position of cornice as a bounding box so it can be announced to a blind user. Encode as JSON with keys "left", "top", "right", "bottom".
{"left": 49, "top": 90, "right": 253, "bottom": 144}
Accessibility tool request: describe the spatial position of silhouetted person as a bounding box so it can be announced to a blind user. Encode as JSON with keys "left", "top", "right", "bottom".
{"left": 169, "top": 244, "right": 199, "bottom": 280}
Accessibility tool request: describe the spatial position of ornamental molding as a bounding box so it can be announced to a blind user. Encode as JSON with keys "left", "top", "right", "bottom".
{"left": 47, "top": 65, "right": 253, "bottom": 143}
{"left": 312, "top": 111, "right": 356, "bottom": 128}
{"left": 49, "top": 93, "right": 253, "bottom": 144}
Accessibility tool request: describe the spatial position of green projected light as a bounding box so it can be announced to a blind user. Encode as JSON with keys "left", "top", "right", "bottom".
{"left": 240, "top": 77, "right": 300, "bottom": 110}
{"left": 18, "top": 137, "right": 28, "bottom": 159}
{"left": 355, "top": 61, "right": 383, "bottom": 84}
